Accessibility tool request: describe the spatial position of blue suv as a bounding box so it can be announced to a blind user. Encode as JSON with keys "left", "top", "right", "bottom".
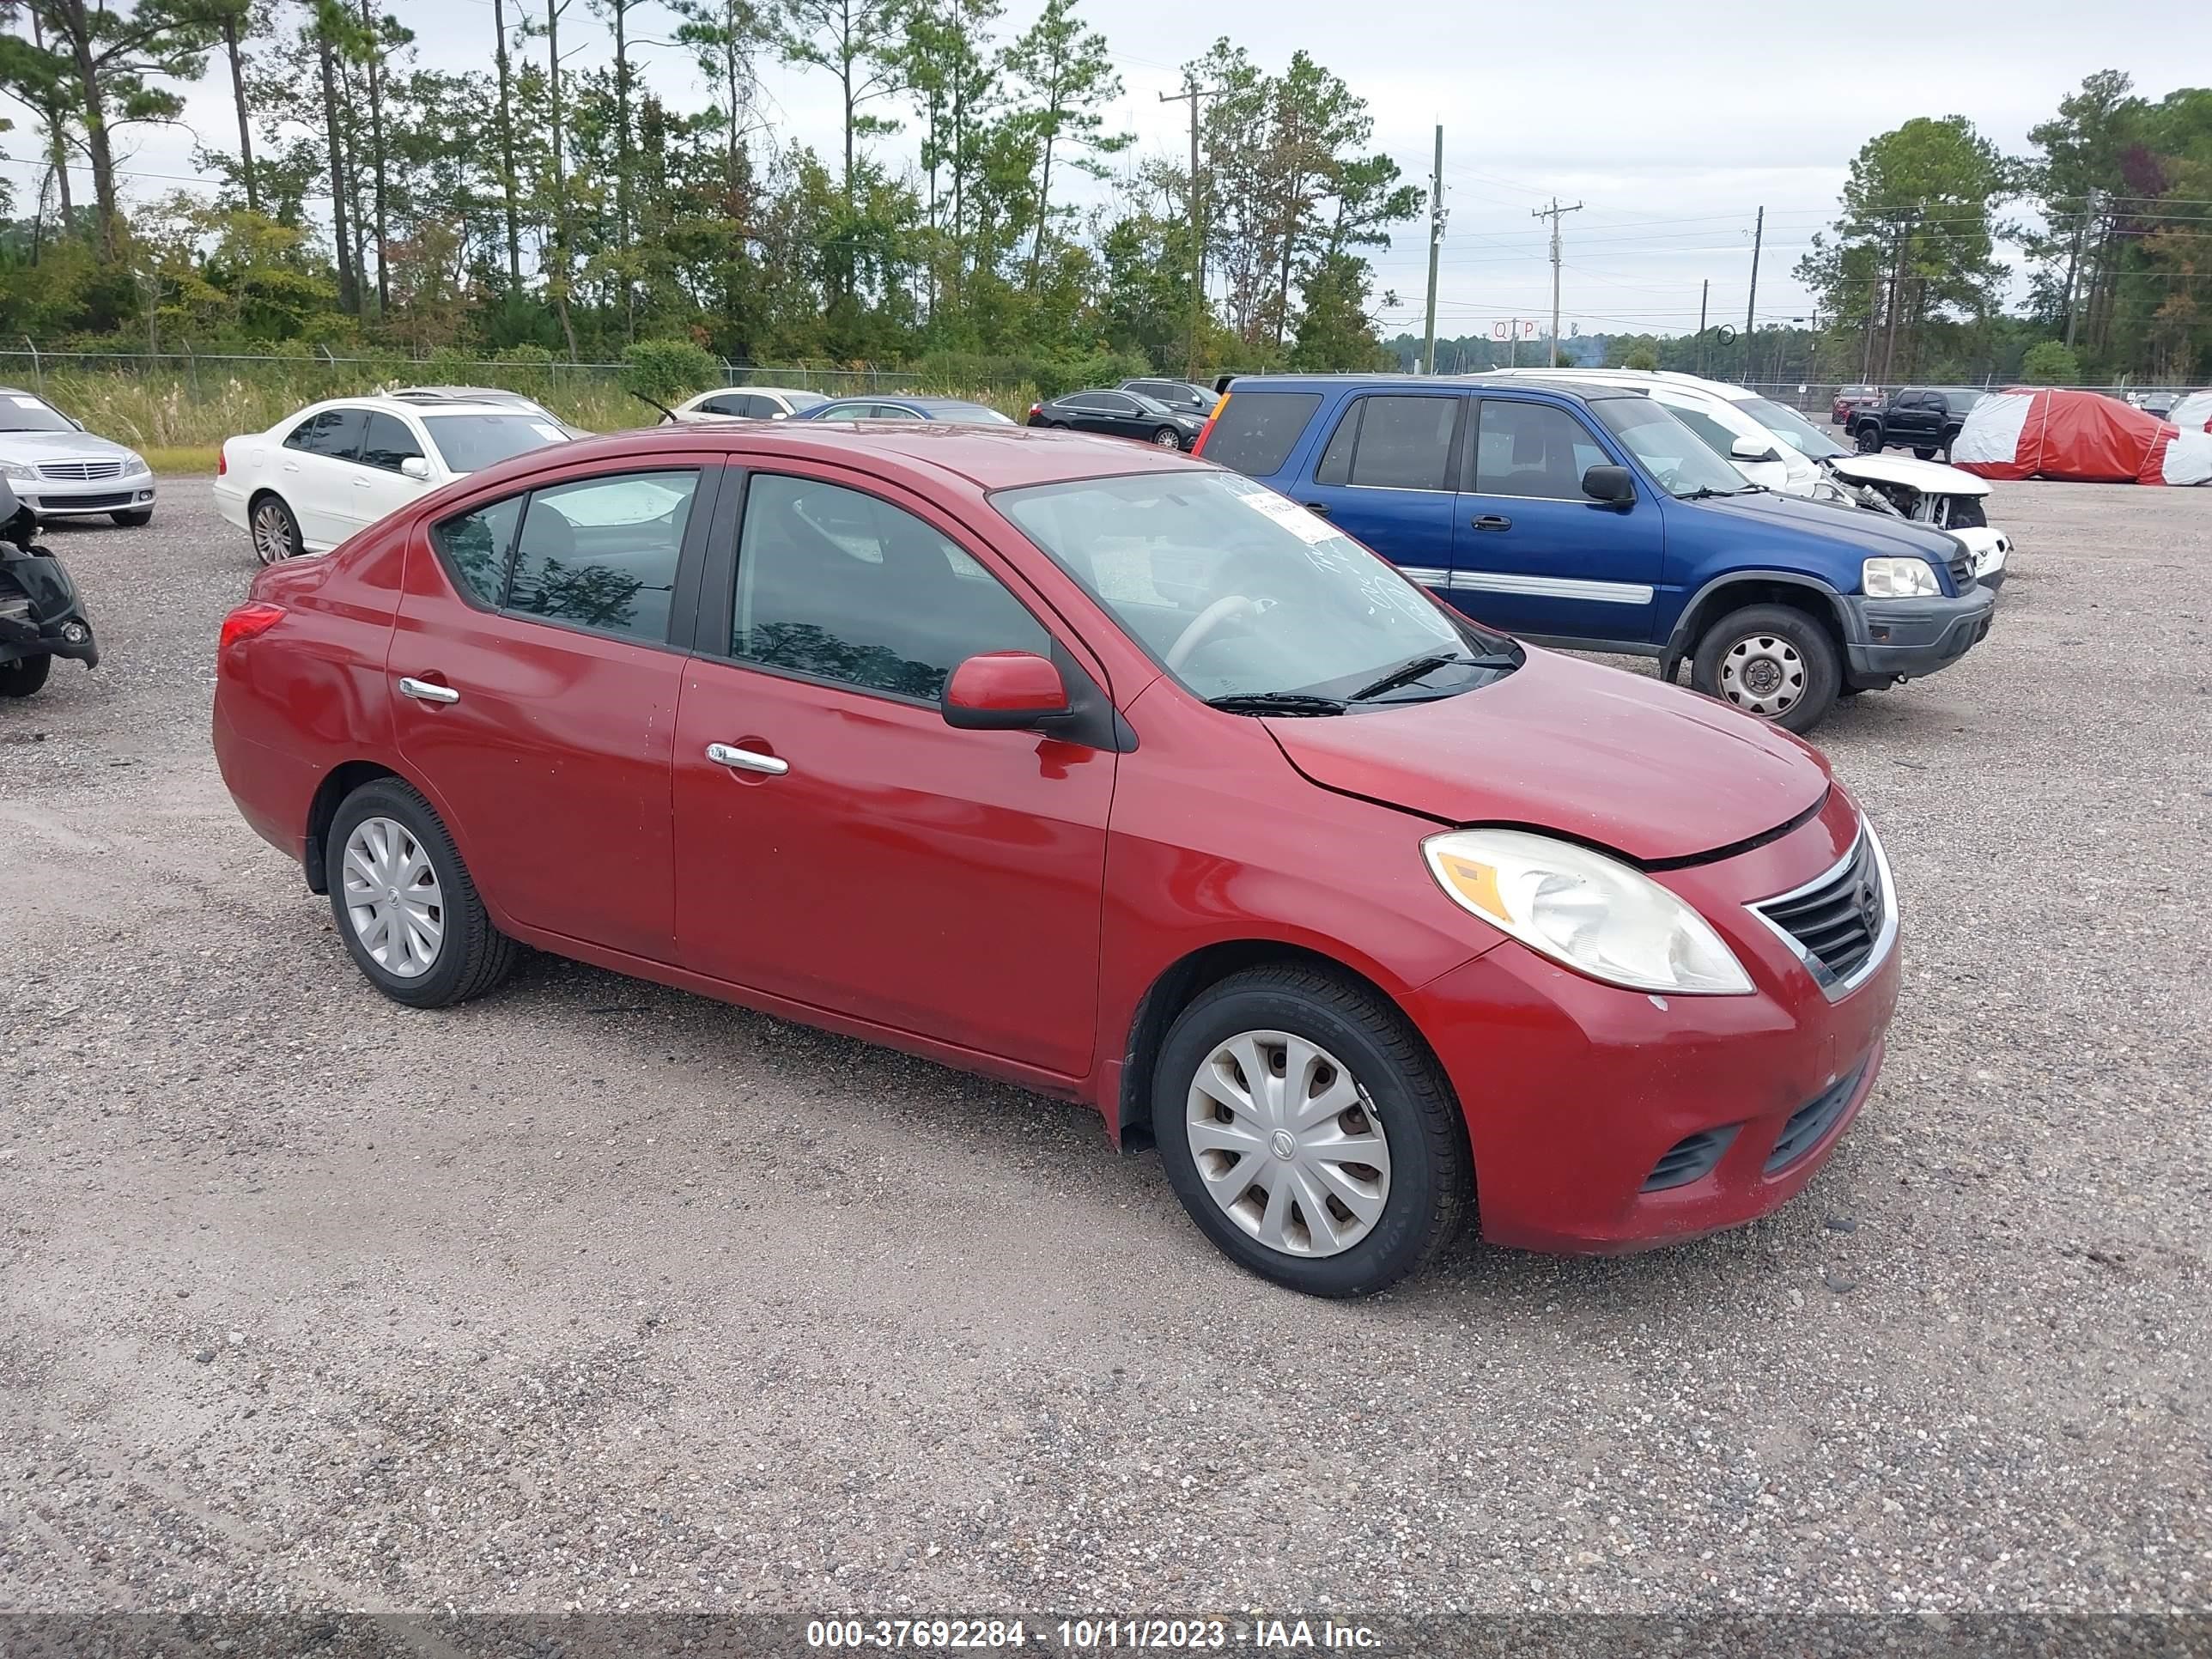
{"left": 1194, "top": 376, "right": 1996, "bottom": 733}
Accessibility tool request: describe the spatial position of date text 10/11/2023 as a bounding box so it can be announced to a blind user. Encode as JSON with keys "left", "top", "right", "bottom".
{"left": 805, "top": 1618, "right": 1387, "bottom": 1650}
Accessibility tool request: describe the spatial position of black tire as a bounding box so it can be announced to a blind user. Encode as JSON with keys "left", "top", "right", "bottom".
{"left": 1855, "top": 425, "right": 1882, "bottom": 453}
{"left": 249, "top": 493, "right": 302, "bottom": 565}
{"left": 1152, "top": 964, "right": 1472, "bottom": 1297}
{"left": 1690, "top": 603, "right": 1842, "bottom": 735}
{"left": 1913, "top": 447, "right": 1937, "bottom": 461}
{"left": 0, "top": 653, "right": 52, "bottom": 697}
{"left": 110, "top": 508, "right": 153, "bottom": 528}
{"left": 325, "top": 777, "right": 517, "bottom": 1008}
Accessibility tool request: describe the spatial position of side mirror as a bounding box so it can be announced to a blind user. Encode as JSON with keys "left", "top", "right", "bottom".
{"left": 770, "top": 410, "right": 788, "bottom": 420}
{"left": 1730, "top": 434, "right": 1781, "bottom": 463}
{"left": 942, "top": 651, "right": 1069, "bottom": 730}
{"left": 1582, "top": 464, "right": 1635, "bottom": 505}
{"left": 399, "top": 456, "right": 432, "bottom": 481}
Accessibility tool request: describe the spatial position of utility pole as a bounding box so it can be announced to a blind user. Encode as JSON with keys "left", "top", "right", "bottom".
{"left": 1161, "top": 76, "right": 1227, "bottom": 381}
{"left": 1697, "top": 279, "right": 1709, "bottom": 374}
{"left": 1742, "top": 204, "right": 1764, "bottom": 381}
{"left": 1881, "top": 212, "right": 1913, "bottom": 383}
{"left": 1532, "top": 197, "right": 1583, "bottom": 367}
{"left": 2063, "top": 189, "right": 2099, "bottom": 351}
{"left": 1421, "top": 125, "right": 1444, "bottom": 375}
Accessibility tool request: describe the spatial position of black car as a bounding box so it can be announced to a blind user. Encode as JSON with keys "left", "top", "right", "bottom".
{"left": 1849, "top": 387, "right": 1984, "bottom": 460}
{"left": 1118, "top": 377, "right": 1218, "bottom": 416}
{"left": 1026, "top": 388, "right": 1206, "bottom": 449}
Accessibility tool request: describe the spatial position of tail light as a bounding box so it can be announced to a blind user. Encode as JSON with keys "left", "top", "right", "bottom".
{"left": 1028, "top": 404, "right": 1043, "bottom": 420}
{"left": 219, "top": 601, "right": 285, "bottom": 655}
{"left": 216, "top": 448, "right": 227, "bottom": 477}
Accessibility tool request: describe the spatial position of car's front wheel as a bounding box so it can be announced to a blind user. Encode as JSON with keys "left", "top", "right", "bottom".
{"left": 325, "top": 777, "right": 517, "bottom": 1008}
{"left": 1690, "top": 602, "right": 1841, "bottom": 734}
{"left": 111, "top": 508, "right": 153, "bottom": 528}
{"left": 0, "top": 653, "right": 52, "bottom": 697}
{"left": 1856, "top": 426, "right": 1882, "bottom": 453}
{"left": 1152, "top": 426, "right": 1183, "bottom": 449}
{"left": 1153, "top": 964, "right": 1472, "bottom": 1297}
{"left": 250, "top": 494, "right": 302, "bottom": 565}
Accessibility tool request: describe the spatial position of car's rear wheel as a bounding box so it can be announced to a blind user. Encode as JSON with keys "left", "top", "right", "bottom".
{"left": 1152, "top": 426, "right": 1183, "bottom": 449}
{"left": 111, "top": 508, "right": 153, "bottom": 528}
{"left": 250, "top": 494, "right": 302, "bottom": 565}
{"left": 0, "top": 653, "right": 52, "bottom": 697}
{"left": 1691, "top": 603, "right": 1841, "bottom": 734}
{"left": 1153, "top": 964, "right": 1471, "bottom": 1297}
{"left": 325, "top": 778, "right": 516, "bottom": 1008}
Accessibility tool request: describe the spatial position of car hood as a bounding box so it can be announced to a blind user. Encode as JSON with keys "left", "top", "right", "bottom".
{"left": 1826, "top": 453, "right": 1991, "bottom": 497}
{"left": 0, "top": 429, "right": 137, "bottom": 460}
{"left": 1685, "top": 486, "right": 1962, "bottom": 560}
{"left": 1262, "top": 648, "right": 1830, "bottom": 863}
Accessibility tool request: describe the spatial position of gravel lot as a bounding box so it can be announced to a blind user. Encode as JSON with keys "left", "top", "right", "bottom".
{"left": 2, "top": 481, "right": 2208, "bottom": 1626}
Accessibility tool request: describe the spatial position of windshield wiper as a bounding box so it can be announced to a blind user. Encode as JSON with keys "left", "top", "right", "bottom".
{"left": 1204, "top": 691, "right": 1346, "bottom": 716}
{"left": 1347, "top": 652, "right": 1509, "bottom": 702}
{"left": 1679, "top": 484, "right": 1753, "bottom": 500}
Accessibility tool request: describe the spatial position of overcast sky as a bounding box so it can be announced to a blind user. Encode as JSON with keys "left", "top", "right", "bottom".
{"left": 22, "top": 0, "right": 2210, "bottom": 347}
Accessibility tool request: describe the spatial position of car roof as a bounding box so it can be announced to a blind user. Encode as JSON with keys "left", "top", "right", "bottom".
{"left": 1226, "top": 373, "right": 1630, "bottom": 405}
{"left": 288, "top": 394, "right": 537, "bottom": 421}
{"left": 685, "top": 386, "right": 823, "bottom": 401}
{"left": 465, "top": 421, "right": 1195, "bottom": 495}
{"left": 825, "top": 394, "right": 996, "bottom": 411}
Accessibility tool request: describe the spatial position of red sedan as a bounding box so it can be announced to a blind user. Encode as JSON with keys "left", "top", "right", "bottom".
{"left": 213, "top": 423, "right": 1899, "bottom": 1296}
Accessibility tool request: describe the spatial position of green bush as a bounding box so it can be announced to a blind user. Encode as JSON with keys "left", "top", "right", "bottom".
{"left": 621, "top": 338, "right": 721, "bottom": 404}
{"left": 2019, "top": 341, "right": 2082, "bottom": 386}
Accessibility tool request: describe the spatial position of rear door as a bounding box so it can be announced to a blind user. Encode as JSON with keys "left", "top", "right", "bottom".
{"left": 279, "top": 407, "right": 368, "bottom": 549}
{"left": 1451, "top": 395, "right": 1663, "bottom": 643}
{"left": 389, "top": 458, "right": 720, "bottom": 961}
{"left": 1285, "top": 392, "right": 1464, "bottom": 588}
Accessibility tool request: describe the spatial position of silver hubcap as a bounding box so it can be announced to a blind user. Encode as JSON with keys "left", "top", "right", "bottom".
{"left": 252, "top": 503, "right": 292, "bottom": 564}
{"left": 341, "top": 817, "right": 444, "bottom": 978}
{"left": 1155, "top": 428, "right": 1180, "bottom": 447}
{"left": 1719, "top": 634, "right": 1805, "bottom": 718}
{"left": 1185, "top": 1030, "right": 1391, "bottom": 1259}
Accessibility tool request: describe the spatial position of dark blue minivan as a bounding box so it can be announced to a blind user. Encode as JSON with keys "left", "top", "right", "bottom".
{"left": 1193, "top": 375, "right": 1996, "bottom": 733}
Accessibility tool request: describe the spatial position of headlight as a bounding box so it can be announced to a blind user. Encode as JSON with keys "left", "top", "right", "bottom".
{"left": 0, "top": 459, "right": 38, "bottom": 482}
{"left": 1422, "top": 828, "right": 1754, "bottom": 995}
{"left": 1862, "top": 556, "right": 1940, "bottom": 599}
{"left": 122, "top": 452, "right": 151, "bottom": 475}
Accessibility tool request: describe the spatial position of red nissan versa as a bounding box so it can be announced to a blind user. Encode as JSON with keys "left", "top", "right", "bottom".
{"left": 212, "top": 423, "right": 1900, "bottom": 1297}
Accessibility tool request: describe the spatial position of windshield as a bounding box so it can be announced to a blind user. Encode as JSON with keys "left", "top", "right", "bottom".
{"left": 422, "top": 413, "right": 571, "bottom": 472}
{"left": 0, "top": 393, "right": 76, "bottom": 434}
{"left": 785, "top": 392, "right": 829, "bottom": 411}
{"left": 933, "top": 403, "right": 1016, "bottom": 426}
{"left": 1738, "top": 396, "right": 1846, "bottom": 460}
{"left": 995, "top": 471, "right": 1517, "bottom": 707}
{"left": 1588, "top": 397, "right": 1751, "bottom": 497}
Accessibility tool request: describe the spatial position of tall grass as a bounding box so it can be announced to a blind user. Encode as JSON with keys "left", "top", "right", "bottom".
{"left": 16, "top": 364, "right": 1038, "bottom": 459}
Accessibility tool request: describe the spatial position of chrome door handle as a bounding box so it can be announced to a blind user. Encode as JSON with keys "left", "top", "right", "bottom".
{"left": 398, "top": 676, "right": 459, "bottom": 705}
{"left": 706, "top": 742, "right": 788, "bottom": 776}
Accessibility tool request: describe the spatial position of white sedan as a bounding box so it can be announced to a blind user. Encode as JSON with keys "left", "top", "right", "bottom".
{"left": 215, "top": 395, "right": 574, "bottom": 563}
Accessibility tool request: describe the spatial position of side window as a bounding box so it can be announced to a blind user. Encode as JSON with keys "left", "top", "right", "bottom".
{"left": 1200, "top": 392, "right": 1321, "bottom": 477}
{"left": 507, "top": 470, "right": 698, "bottom": 644}
{"left": 284, "top": 416, "right": 322, "bottom": 453}
{"left": 1667, "top": 403, "right": 1745, "bottom": 460}
{"left": 1474, "top": 401, "right": 1607, "bottom": 501}
{"left": 430, "top": 495, "right": 523, "bottom": 607}
{"left": 732, "top": 475, "right": 1048, "bottom": 702}
{"left": 1344, "top": 395, "right": 1458, "bottom": 490}
{"left": 1096, "top": 394, "right": 1139, "bottom": 416}
{"left": 1313, "top": 402, "right": 1361, "bottom": 485}
{"left": 872, "top": 404, "right": 921, "bottom": 421}
{"left": 361, "top": 412, "right": 425, "bottom": 472}
{"left": 315, "top": 408, "right": 368, "bottom": 463}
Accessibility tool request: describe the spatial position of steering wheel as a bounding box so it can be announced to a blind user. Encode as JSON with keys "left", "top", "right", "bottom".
{"left": 1166, "top": 594, "right": 1259, "bottom": 672}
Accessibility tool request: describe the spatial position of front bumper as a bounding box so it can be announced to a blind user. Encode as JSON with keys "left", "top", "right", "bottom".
{"left": 1838, "top": 581, "right": 1996, "bottom": 684}
{"left": 15, "top": 478, "right": 156, "bottom": 517}
{"left": 1401, "top": 791, "right": 1899, "bottom": 1253}
{"left": 0, "top": 609, "right": 97, "bottom": 668}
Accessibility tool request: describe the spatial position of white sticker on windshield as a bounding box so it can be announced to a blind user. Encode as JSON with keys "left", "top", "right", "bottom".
{"left": 1234, "top": 483, "right": 1338, "bottom": 545}
{"left": 529, "top": 422, "right": 566, "bottom": 443}
{"left": 11, "top": 396, "right": 46, "bottom": 409}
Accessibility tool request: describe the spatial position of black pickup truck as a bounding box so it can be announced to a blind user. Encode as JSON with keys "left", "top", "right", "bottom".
{"left": 1849, "top": 386, "right": 1985, "bottom": 459}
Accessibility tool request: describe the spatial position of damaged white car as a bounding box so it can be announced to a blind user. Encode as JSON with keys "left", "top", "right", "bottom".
{"left": 1816, "top": 453, "right": 2008, "bottom": 593}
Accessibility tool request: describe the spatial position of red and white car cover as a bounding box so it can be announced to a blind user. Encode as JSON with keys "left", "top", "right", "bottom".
{"left": 2169, "top": 391, "right": 2212, "bottom": 434}
{"left": 1952, "top": 388, "right": 2212, "bottom": 485}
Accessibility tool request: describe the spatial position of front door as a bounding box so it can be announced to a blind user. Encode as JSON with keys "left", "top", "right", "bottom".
{"left": 671, "top": 467, "right": 1113, "bottom": 1079}
{"left": 342, "top": 411, "right": 432, "bottom": 538}
{"left": 1285, "top": 392, "right": 1464, "bottom": 591}
{"left": 389, "top": 460, "right": 719, "bottom": 961}
{"left": 1449, "top": 396, "right": 1663, "bottom": 644}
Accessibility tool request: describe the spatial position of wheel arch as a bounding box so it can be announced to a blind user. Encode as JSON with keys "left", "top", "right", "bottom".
{"left": 1662, "top": 570, "right": 1848, "bottom": 681}
{"left": 302, "top": 760, "right": 404, "bottom": 893}
{"left": 1113, "top": 939, "right": 1451, "bottom": 1154}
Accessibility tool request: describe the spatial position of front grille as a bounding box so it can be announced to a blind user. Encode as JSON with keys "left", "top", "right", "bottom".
{"left": 1765, "top": 1060, "right": 1868, "bottom": 1174}
{"left": 1945, "top": 549, "right": 1975, "bottom": 590}
{"left": 1753, "top": 832, "right": 1885, "bottom": 986}
{"left": 37, "top": 459, "right": 124, "bottom": 481}
{"left": 1642, "top": 1125, "right": 1740, "bottom": 1192}
{"left": 40, "top": 492, "right": 132, "bottom": 509}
